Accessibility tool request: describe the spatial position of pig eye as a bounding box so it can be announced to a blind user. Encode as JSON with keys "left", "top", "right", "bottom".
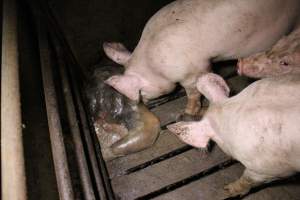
{"left": 279, "top": 60, "right": 289, "bottom": 66}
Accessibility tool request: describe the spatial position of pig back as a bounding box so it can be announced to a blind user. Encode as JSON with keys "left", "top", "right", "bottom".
{"left": 213, "top": 75, "right": 300, "bottom": 173}
{"left": 229, "top": 74, "right": 300, "bottom": 105}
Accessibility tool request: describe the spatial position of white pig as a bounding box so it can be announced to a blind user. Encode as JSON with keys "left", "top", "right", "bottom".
{"left": 104, "top": 0, "right": 300, "bottom": 119}
{"left": 237, "top": 27, "right": 300, "bottom": 78}
{"left": 167, "top": 73, "right": 300, "bottom": 197}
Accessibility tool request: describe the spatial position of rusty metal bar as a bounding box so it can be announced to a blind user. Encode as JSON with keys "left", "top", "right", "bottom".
{"left": 60, "top": 26, "right": 116, "bottom": 200}
{"left": 24, "top": 0, "right": 114, "bottom": 198}
{"left": 71, "top": 75, "right": 114, "bottom": 200}
{"left": 49, "top": 29, "right": 111, "bottom": 200}
{"left": 35, "top": 15, "right": 75, "bottom": 200}
{"left": 41, "top": 3, "right": 115, "bottom": 199}
{"left": 43, "top": 13, "right": 109, "bottom": 200}
{"left": 50, "top": 33, "right": 96, "bottom": 200}
{"left": 1, "top": 0, "right": 27, "bottom": 199}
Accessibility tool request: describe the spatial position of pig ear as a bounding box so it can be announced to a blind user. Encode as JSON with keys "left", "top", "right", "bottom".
{"left": 197, "top": 73, "right": 230, "bottom": 103}
{"left": 105, "top": 74, "right": 141, "bottom": 101}
{"left": 103, "top": 42, "right": 131, "bottom": 65}
{"left": 167, "top": 120, "right": 212, "bottom": 148}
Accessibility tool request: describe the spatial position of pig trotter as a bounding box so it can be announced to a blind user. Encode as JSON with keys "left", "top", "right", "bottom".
{"left": 224, "top": 176, "right": 253, "bottom": 197}
{"left": 224, "top": 169, "right": 270, "bottom": 197}
{"left": 177, "top": 86, "right": 201, "bottom": 121}
{"left": 185, "top": 88, "right": 201, "bottom": 115}
{"left": 195, "top": 140, "right": 214, "bottom": 154}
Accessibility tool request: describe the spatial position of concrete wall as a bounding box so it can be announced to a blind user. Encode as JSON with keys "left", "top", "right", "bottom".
{"left": 49, "top": 0, "right": 173, "bottom": 69}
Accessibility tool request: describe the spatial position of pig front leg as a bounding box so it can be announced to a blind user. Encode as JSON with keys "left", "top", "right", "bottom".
{"left": 183, "top": 87, "right": 201, "bottom": 120}
{"left": 224, "top": 169, "right": 276, "bottom": 197}
{"left": 178, "top": 79, "right": 202, "bottom": 121}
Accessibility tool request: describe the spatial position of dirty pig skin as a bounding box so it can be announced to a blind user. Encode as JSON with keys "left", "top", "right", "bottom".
{"left": 103, "top": 0, "right": 300, "bottom": 120}
{"left": 168, "top": 73, "right": 300, "bottom": 197}
{"left": 238, "top": 27, "right": 300, "bottom": 78}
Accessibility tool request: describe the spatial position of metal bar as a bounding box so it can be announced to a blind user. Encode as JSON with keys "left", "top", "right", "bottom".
{"left": 40, "top": 3, "right": 115, "bottom": 199}
{"left": 58, "top": 28, "right": 116, "bottom": 200}
{"left": 1, "top": 0, "right": 27, "bottom": 199}
{"left": 50, "top": 32, "right": 96, "bottom": 200}
{"left": 50, "top": 29, "right": 110, "bottom": 198}
{"left": 72, "top": 78, "right": 111, "bottom": 200}
{"left": 43, "top": 14, "right": 109, "bottom": 200}
{"left": 24, "top": 0, "right": 113, "bottom": 198}
{"left": 35, "top": 15, "right": 75, "bottom": 200}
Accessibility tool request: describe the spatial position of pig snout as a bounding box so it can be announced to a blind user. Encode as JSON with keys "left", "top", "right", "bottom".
{"left": 237, "top": 58, "right": 260, "bottom": 76}
{"left": 237, "top": 57, "right": 266, "bottom": 78}
{"left": 237, "top": 59, "right": 244, "bottom": 75}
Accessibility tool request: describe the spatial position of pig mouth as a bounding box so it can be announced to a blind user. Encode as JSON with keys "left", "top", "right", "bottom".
{"left": 237, "top": 59, "right": 263, "bottom": 78}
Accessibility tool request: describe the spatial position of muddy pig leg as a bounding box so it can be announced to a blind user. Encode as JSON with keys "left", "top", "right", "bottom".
{"left": 111, "top": 104, "right": 160, "bottom": 156}
{"left": 224, "top": 169, "right": 277, "bottom": 197}
{"left": 177, "top": 77, "right": 202, "bottom": 121}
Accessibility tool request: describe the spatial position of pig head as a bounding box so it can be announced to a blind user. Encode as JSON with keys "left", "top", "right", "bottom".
{"left": 238, "top": 28, "right": 300, "bottom": 78}
{"left": 167, "top": 73, "right": 230, "bottom": 148}
{"left": 103, "top": 42, "right": 175, "bottom": 103}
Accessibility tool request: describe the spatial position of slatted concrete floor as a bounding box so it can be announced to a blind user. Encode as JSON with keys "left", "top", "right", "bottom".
{"left": 104, "top": 72, "right": 300, "bottom": 200}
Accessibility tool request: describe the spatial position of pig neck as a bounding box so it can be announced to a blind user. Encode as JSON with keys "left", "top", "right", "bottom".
{"left": 126, "top": 62, "right": 175, "bottom": 93}
{"left": 198, "top": 75, "right": 232, "bottom": 151}
{"left": 203, "top": 99, "right": 231, "bottom": 155}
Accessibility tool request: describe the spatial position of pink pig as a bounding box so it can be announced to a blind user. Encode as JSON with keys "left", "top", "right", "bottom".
{"left": 238, "top": 27, "right": 300, "bottom": 78}
{"left": 104, "top": 0, "right": 300, "bottom": 119}
{"left": 167, "top": 73, "right": 300, "bottom": 197}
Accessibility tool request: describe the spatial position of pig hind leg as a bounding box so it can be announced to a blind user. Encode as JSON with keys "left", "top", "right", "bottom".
{"left": 224, "top": 169, "right": 277, "bottom": 197}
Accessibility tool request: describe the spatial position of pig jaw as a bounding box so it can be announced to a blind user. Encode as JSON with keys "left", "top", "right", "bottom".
{"left": 125, "top": 69, "right": 176, "bottom": 103}
{"left": 140, "top": 79, "right": 175, "bottom": 103}
{"left": 167, "top": 118, "right": 215, "bottom": 148}
{"left": 105, "top": 70, "right": 175, "bottom": 103}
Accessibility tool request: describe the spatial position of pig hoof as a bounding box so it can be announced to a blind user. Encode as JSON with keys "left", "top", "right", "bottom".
{"left": 224, "top": 181, "right": 251, "bottom": 197}
{"left": 196, "top": 141, "right": 214, "bottom": 153}
{"left": 195, "top": 147, "right": 210, "bottom": 157}
{"left": 176, "top": 113, "right": 198, "bottom": 122}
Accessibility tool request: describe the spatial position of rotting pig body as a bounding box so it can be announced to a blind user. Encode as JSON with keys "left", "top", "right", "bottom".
{"left": 168, "top": 73, "right": 300, "bottom": 197}
{"left": 85, "top": 65, "right": 160, "bottom": 161}
{"left": 238, "top": 27, "right": 300, "bottom": 78}
{"left": 103, "top": 0, "right": 300, "bottom": 120}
